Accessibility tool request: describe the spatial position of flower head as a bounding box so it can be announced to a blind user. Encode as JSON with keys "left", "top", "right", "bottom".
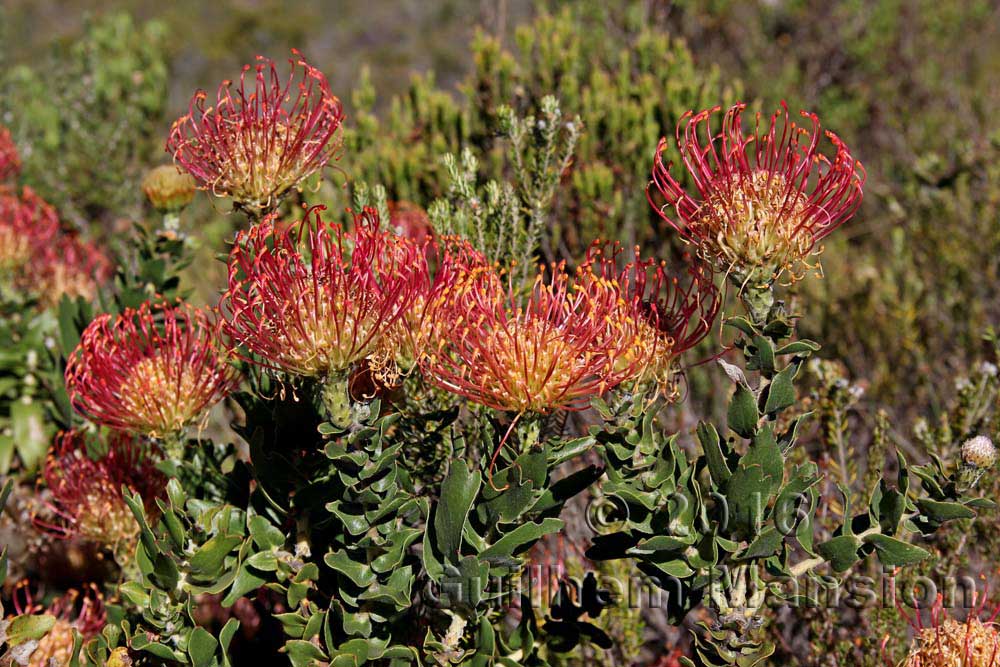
{"left": 167, "top": 50, "right": 344, "bottom": 218}
{"left": 9, "top": 583, "right": 106, "bottom": 667}
{"left": 221, "top": 206, "right": 423, "bottom": 381}
{"left": 420, "top": 251, "right": 641, "bottom": 414}
{"left": 65, "top": 300, "right": 241, "bottom": 437}
{"left": 142, "top": 164, "right": 197, "bottom": 212}
{"left": 962, "top": 436, "right": 998, "bottom": 470}
{"left": 34, "top": 430, "right": 164, "bottom": 557}
{"left": 648, "top": 103, "right": 865, "bottom": 284}
{"left": 0, "top": 125, "right": 20, "bottom": 184}
{"left": 582, "top": 242, "right": 720, "bottom": 397}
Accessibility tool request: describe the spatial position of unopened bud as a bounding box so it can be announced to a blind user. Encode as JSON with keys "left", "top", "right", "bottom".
{"left": 962, "top": 435, "right": 997, "bottom": 469}
{"left": 142, "top": 165, "right": 196, "bottom": 212}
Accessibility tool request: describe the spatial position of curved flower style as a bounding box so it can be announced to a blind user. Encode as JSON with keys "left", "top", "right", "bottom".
{"left": 0, "top": 188, "right": 60, "bottom": 275}
{"left": 65, "top": 300, "right": 241, "bottom": 437}
{"left": 11, "top": 583, "right": 106, "bottom": 667}
{"left": 582, "top": 242, "right": 720, "bottom": 396}
{"left": 167, "top": 50, "right": 344, "bottom": 218}
{"left": 34, "top": 430, "right": 164, "bottom": 556}
{"left": 0, "top": 125, "right": 20, "bottom": 184}
{"left": 221, "top": 206, "right": 424, "bottom": 381}
{"left": 648, "top": 103, "right": 865, "bottom": 284}
{"left": 420, "top": 252, "right": 642, "bottom": 415}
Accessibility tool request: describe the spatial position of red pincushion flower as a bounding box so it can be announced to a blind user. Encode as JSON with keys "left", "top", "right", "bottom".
{"left": 34, "top": 430, "right": 164, "bottom": 557}
{"left": 221, "top": 206, "right": 424, "bottom": 381}
{"left": 10, "top": 583, "right": 106, "bottom": 667}
{"left": 648, "top": 103, "right": 865, "bottom": 283}
{"left": 582, "top": 242, "right": 720, "bottom": 396}
{"left": 0, "top": 125, "right": 20, "bottom": 184}
{"left": 420, "top": 251, "right": 642, "bottom": 415}
{"left": 65, "top": 300, "right": 241, "bottom": 437}
{"left": 0, "top": 188, "right": 111, "bottom": 305}
{"left": 387, "top": 200, "right": 434, "bottom": 244}
{"left": 167, "top": 50, "right": 344, "bottom": 218}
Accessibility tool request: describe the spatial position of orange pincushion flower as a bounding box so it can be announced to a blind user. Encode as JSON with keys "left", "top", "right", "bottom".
{"left": 420, "top": 251, "right": 641, "bottom": 414}
{"left": 0, "top": 125, "right": 20, "bottom": 184}
{"left": 582, "top": 242, "right": 720, "bottom": 396}
{"left": 65, "top": 300, "right": 241, "bottom": 437}
{"left": 34, "top": 430, "right": 164, "bottom": 556}
{"left": 167, "top": 50, "right": 344, "bottom": 218}
{"left": 221, "top": 206, "right": 424, "bottom": 380}
{"left": 648, "top": 103, "right": 865, "bottom": 283}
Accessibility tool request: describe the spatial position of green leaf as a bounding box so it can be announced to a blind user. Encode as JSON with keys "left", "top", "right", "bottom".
{"left": 189, "top": 535, "right": 242, "bottom": 575}
{"left": 285, "top": 640, "right": 329, "bottom": 667}
{"left": 248, "top": 515, "right": 285, "bottom": 550}
{"left": 0, "top": 478, "right": 12, "bottom": 512}
{"left": 864, "top": 534, "right": 931, "bottom": 567}
{"left": 916, "top": 498, "right": 976, "bottom": 523}
{"left": 479, "top": 518, "right": 564, "bottom": 559}
{"left": 5, "top": 614, "right": 56, "bottom": 646}
{"left": 739, "top": 526, "right": 783, "bottom": 560}
{"left": 816, "top": 535, "right": 862, "bottom": 572}
{"left": 763, "top": 364, "right": 797, "bottom": 414}
{"left": 434, "top": 461, "right": 481, "bottom": 563}
{"left": 324, "top": 550, "right": 377, "bottom": 587}
{"left": 727, "top": 385, "right": 759, "bottom": 438}
{"left": 222, "top": 562, "right": 268, "bottom": 606}
{"left": 697, "top": 422, "right": 731, "bottom": 486}
{"left": 188, "top": 627, "right": 218, "bottom": 667}
{"left": 775, "top": 340, "right": 821, "bottom": 356}
{"left": 752, "top": 335, "right": 776, "bottom": 375}
{"left": 11, "top": 400, "right": 49, "bottom": 471}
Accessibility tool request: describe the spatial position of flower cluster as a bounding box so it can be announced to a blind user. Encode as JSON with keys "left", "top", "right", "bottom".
{"left": 167, "top": 50, "right": 344, "bottom": 218}
{"left": 34, "top": 430, "right": 164, "bottom": 557}
{"left": 221, "top": 206, "right": 423, "bottom": 384}
{"left": 0, "top": 187, "right": 111, "bottom": 305}
{"left": 648, "top": 103, "right": 865, "bottom": 284}
{"left": 65, "top": 300, "right": 241, "bottom": 437}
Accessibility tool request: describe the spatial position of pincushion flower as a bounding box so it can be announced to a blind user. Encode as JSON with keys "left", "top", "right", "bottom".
{"left": 221, "top": 206, "right": 424, "bottom": 417}
{"left": 648, "top": 102, "right": 865, "bottom": 285}
{"left": 34, "top": 430, "right": 164, "bottom": 559}
{"left": 34, "top": 232, "right": 113, "bottom": 306}
{"left": 0, "top": 188, "right": 59, "bottom": 278}
{"left": 888, "top": 592, "right": 1000, "bottom": 667}
{"left": 0, "top": 188, "right": 111, "bottom": 305}
{"left": 582, "top": 242, "right": 720, "bottom": 397}
{"left": 9, "top": 584, "right": 106, "bottom": 667}
{"left": 65, "top": 300, "right": 241, "bottom": 438}
{"left": 167, "top": 50, "right": 344, "bottom": 219}
{"left": 420, "top": 253, "right": 642, "bottom": 415}
{"left": 0, "top": 125, "right": 20, "bottom": 184}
